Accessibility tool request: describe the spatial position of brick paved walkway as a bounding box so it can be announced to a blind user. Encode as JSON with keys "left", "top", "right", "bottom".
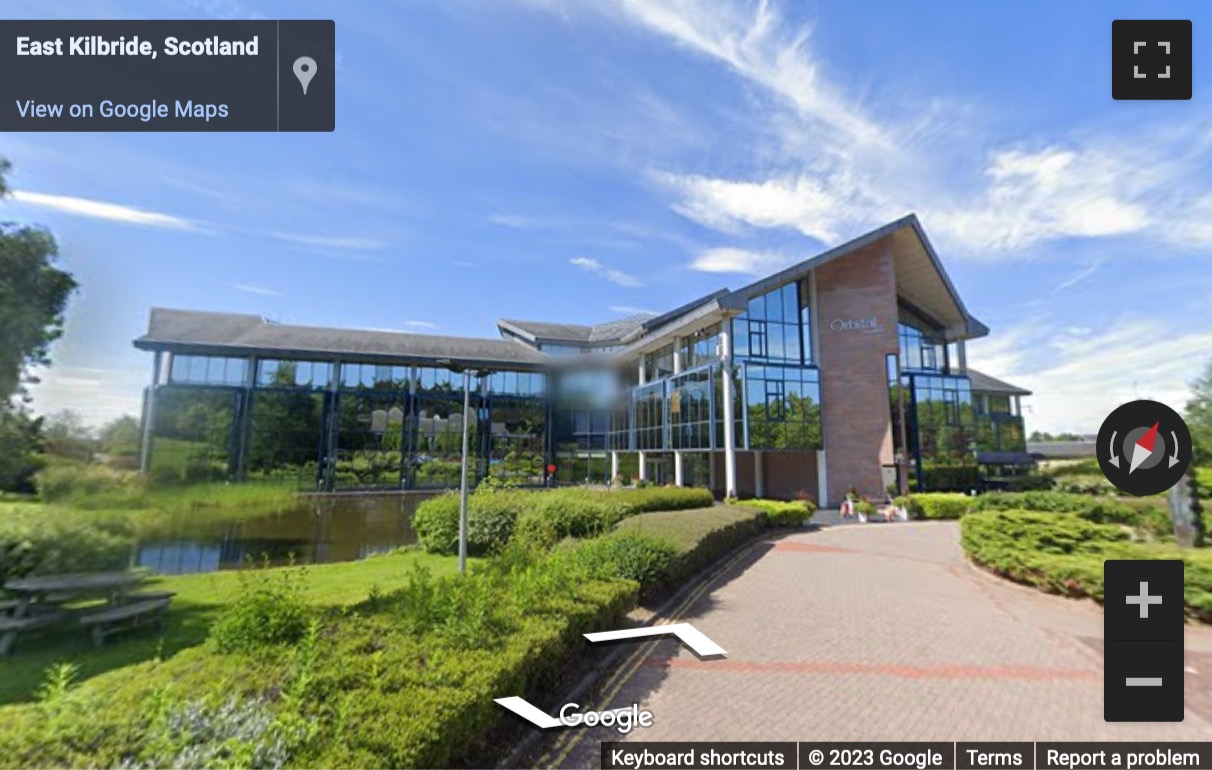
{"left": 529, "top": 522, "right": 1212, "bottom": 768}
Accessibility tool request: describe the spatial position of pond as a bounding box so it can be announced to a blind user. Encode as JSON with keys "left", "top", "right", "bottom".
{"left": 134, "top": 493, "right": 433, "bottom": 575}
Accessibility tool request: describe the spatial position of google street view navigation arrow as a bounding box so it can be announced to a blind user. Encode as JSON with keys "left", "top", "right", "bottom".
{"left": 493, "top": 696, "right": 562, "bottom": 729}
{"left": 584, "top": 622, "right": 726, "bottom": 658}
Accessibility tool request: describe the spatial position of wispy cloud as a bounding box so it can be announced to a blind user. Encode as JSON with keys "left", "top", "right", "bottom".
{"left": 8, "top": 189, "right": 198, "bottom": 230}
{"left": 531, "top": 0, "right": 1212, "bottom": 259}
{"left": 690, "top": 246, "right": 791, "bottom": 275}
{"left": 966, "top": 317, "right": 1212, "bottom": 433}
{"left": 270, "top": 232, "right": 390, "bottom": 251}
{"left": 403, "top": 320, "right": 439, "bottom": 330}
{"left": 232, "top": 283, "right": 281, "bottom": 297}
{"left": 1053, "top": 259, "right": 1104, "bottom": 293}
{"left": 28, "top": 365, "right": 145, "bottom": 428}
{"left": 570, "top": 256, "right": 643, "bottom": 287}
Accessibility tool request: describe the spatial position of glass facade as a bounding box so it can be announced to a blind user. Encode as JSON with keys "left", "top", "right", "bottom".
{"left": 141, "top": 277, "right": 1026, "bottom": 494}
{"left": 732, "top": 281, "right": 811, "bottom": 364}
{"left": 743, "top": 363, "right": 822, "bottom": 450}
{"left": 668, "top": 366, "right": 713, "bottom": 450}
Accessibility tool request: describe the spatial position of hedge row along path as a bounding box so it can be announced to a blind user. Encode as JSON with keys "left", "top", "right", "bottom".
{"left": 528, "top": 522, "right": 1212, "bottom": 768}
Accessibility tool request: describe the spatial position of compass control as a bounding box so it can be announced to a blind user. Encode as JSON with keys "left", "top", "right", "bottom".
{"left": 1096, "top": 400, "right": 1192, "bottom": 497}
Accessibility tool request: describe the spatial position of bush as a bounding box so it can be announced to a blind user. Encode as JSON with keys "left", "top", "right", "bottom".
{"left": 0, "top": 506, "right": 134, "bottom": 587}
{"left": 970, "top": 491, "right": 1171, "bottom": 536}
{"left": 0, "top": 552, "right": 639, "bottom": 770}
{"left": 1001, "top": 475, "right": 1055, "bottom": 492}
{"left": 737, "top": 498, "right": 815, "bottom": 527}
{"left": 613, "top": 506, "right": 769, "bottom": 598}
{"left": 570, "top": 532, "right": 679, "bottom": 590}
{"left": 415, "top": 486, "right": 715, "bottom": 555}
{"left": 412, "top": 489, "right": 527, "bottom": 556}
{"left": 961, "top": 510, "right": 1212, "bottom": 618}
{"left": 911, "top": 492, "right": 972, "bottom": 519}
{"left": 209, "top": 560, "right": 313, "bottom": 653}
{"left": 511, "top": 508, "right": 560, "bottom": 552}
{"left": 36, "top": 463, "right": 147, "bottom": 506}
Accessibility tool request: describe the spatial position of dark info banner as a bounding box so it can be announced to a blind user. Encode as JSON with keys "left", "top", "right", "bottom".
{"left": 1037, "top": 743, "right": 1212, "bottom": 770}
{"left": 602, "top": 742, "right": 797, "bottom": 769}
{"left": 0, "top": 20, "right": 334, "bottom": 131}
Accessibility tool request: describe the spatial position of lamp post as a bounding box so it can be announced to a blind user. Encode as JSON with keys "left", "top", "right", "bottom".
{"left": 438, "top": 359, "right": 474, "bottom": 574}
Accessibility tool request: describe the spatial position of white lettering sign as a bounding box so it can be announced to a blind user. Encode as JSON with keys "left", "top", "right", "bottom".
{"left": 829, "top": 316, "right": 885, "bottom": 334}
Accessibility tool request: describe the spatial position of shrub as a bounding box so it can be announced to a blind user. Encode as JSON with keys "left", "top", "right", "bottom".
{"left": 613, "top": 506, "right": 768, "bottom": 597}
{"left": 738, "top": 498, "right": 815, "bottom": 527}
{"left": 0, "top": 506, "right": 134, "bottom": 587}
{"left": 416, "top": 486, "right": 715, "bottom": 555}
{"left": 961, "top": 510, "right": 1212, "bottom": 617}
{"left": 412, "top": 489, "right": 526, "bottom": 556}
{"left": 511, "top": 508, "right": 560, "bottom": 552}
{"left": 854, "top": 500, "right": 877, "bottom": 517}
{"left": 570, "top": 531, "right": 679, "bottom": 590}
{"left": 210, "top": 560, "right": 313, "bottom": 653}
{"left": 911, "top": 492, "right": 972, "bottom": 519}
{"left": 1002, "top": 474, "right": 1055, "bottom": 492}
{"left": 36, "top": 463, "right": 148, "bottom": 506}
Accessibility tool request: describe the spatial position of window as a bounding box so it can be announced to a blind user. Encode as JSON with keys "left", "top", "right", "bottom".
{"left": 169, "top": 355, "right": 249, "bottom": 386}
{"left": 733, "top": 281, "right": 809, "bottom": 364}
{"left": 643, "top": 344, "right": 675, "bottom": 382}
{"left": 669, "top": 366, "right": 714, "bottom": 450}
{"left": 899, "top": 319, "right": 947, "bottom": 373}
{"left": 743, "top": 363, "right": 822, "bottom": 450}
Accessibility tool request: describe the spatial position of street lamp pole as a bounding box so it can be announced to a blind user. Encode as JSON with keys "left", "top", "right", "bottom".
{"left": 457, "top": 368, "right": 472, "bottom": 574}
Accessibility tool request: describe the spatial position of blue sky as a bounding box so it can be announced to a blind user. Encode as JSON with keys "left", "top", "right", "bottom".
{"left": 5, "top": 0, "right": 1212, "bottom": 433}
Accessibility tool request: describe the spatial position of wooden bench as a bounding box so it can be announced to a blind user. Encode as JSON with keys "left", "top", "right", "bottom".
{"left": 79, "top": 599, "right": 170, "bottom": 648}
{"left": 0, "top": 612, "right": 66, "bottom": 656}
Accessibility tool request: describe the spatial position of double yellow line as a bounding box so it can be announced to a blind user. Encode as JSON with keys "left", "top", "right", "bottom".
{"left": 539, "top": 538, "right": 765, "bottom": 768}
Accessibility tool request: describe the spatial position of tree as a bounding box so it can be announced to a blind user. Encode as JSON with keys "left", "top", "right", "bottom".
{"left": 1187, "top": 358, "right": 1212, "bottom": 466}
{"left": 0, "top": 159, "right": 78, "bottom": 402}
{"left": 0, "top": 407, "right": 44, "bottom": 492}
{"left": 42, "top": 408, "right": 95, "bottom": 460}
{"left": 98, "top": 414, "right": 141, "bottom": 457}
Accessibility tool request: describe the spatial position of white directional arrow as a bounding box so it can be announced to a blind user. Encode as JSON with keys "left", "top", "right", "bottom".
{"left": 493, "top": 696, "right": 562, "bottom": 728}
{"left": 584, "top": 622, "right": 726, "bottom": 657}
{"left": 1169, "top": 430, "right": 1181, "bottom": 468}
{"left": 1109, "top": 430, "right": 1120, "bottom": 468}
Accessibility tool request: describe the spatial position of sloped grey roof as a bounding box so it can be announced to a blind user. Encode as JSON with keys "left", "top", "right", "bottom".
{"left": 967, "top": 368, "right": 1032, "bottom": 396}
{"left": 498, "top": 313, "right": 655, "bottom": 345}
{"left": 134, "top": 308, "right": 549, "bottom": 370}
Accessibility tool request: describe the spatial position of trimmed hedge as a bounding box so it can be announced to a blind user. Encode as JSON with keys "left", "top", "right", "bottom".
{"left": 612, "top": 506, "right": 769, "bottom": 599}
{"left": 911, "top": 492, "right": 972, "bottom": 519}
{"left": 414, "top": 486, "right": 715, "bottom": 556}
{"left": 900, "top": 491, "right": 1173, "bottom": 535}
{"left": 961, "top": 510, "right": 1212, "bottom": 618}
{"left": 734, "top": 498, "right": 816, "bottom": 527}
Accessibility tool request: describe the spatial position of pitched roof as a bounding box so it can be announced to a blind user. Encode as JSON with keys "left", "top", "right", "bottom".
{"left": 497, "top": 313, "right": 654, "bottom": 345}
{"left": 134, "top": 308, "right": 549, "bottom": 370}
{"left": 967, "top": 368, "right": 1032, "bottom": 396}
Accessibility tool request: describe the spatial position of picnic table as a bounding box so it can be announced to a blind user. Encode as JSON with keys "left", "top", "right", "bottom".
{"left": 1, "top": 571, "right": 174, "bottom": 655}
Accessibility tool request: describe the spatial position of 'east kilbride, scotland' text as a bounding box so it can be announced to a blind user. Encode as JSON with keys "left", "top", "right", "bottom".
{"left": 16, "top": 35, "right": 260, "bottom": 59}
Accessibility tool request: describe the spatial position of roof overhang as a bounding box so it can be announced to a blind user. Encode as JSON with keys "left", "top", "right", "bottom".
{"left": 718, "top": 214, "right": 988, "bottom": 342}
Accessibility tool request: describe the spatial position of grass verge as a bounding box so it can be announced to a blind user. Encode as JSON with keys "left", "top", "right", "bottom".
{"left": 0, "top": 549, "right": 464, "bottom": 707}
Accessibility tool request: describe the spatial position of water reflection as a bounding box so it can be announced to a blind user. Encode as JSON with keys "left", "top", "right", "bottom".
{"left": 136, "top": 493, "right": 430, "bottom": 575}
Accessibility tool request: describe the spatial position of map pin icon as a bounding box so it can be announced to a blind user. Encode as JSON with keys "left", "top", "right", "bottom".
{"left": 293, "top": 56, "right": 317, "bottom": 95}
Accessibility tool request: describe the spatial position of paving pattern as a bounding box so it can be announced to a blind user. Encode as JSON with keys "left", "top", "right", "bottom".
{"left": 528, "top": 521, "right": 1212, "bottom": 768}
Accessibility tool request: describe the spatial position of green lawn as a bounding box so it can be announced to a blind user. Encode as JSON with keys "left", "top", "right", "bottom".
{"left": 0, "top": 549, "right": 465, "bottom": 706}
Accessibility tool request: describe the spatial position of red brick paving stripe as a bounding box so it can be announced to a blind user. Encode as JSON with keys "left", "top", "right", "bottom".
{"left": 641, "top": 656, "right": 1099, "bottom": 682}
{"left": 773, "top": 542, "right": 857, "bottom": 554}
